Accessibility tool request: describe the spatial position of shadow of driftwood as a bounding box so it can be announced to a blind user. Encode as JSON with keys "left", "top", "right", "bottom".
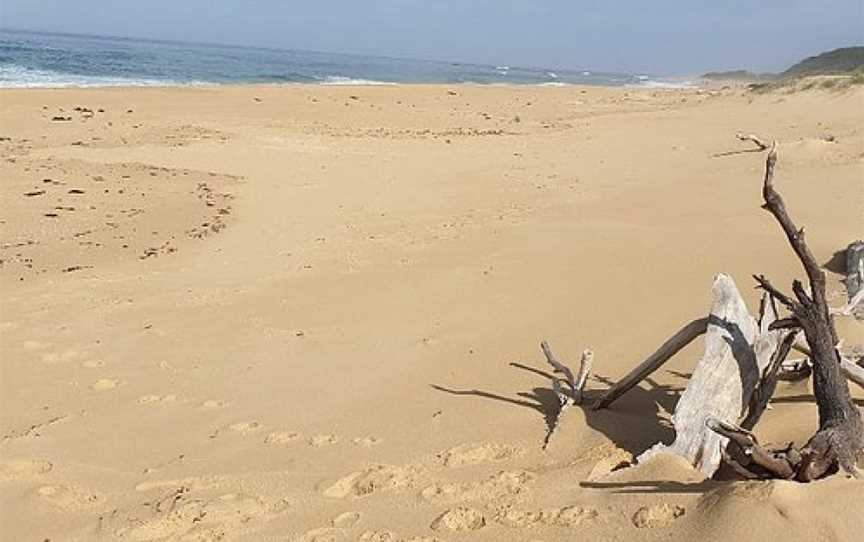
{"left": 712, "top": 148, "right": 764, "bottom": 158}
{"left": 824, "top": 249, "right": 847, "bottom": 275}
{"left": 711, "top": 314, "right": 760, "bottom": 406}
{"left": 432, "top": 361, "right": 685, "bottom": 456}
{"left": 579, "top": 479, "right": 719, "bottom": 494}
{"left": 430, "top": 379, "right": 562, "bottom": 436}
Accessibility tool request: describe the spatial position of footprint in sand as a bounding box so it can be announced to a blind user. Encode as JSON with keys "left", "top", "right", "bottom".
{"left": 430, "top": 507, "right": 487, "bottom": 532}
{"left": 0, "top": 459, "right": 53, "bottom": 482}
{"left": 36, "top": 484, "right": 105, "bottom": 510}
{"left": 265, "top": 431, "right": 302, "bottom": 445}
{"left": 438, "top": 442, "right": 522, "bottom": 467}
{"left": 421, "top": 470, "right": 535, "bottom": 503}
{"left": 359, "top": 530, "right": 398, "bottom": 541}
{"left": 331, "top": 511, "right": 361, "bottom": 528}
{"left": 298, "top": 527, "right": 346, "bottom": 542}
{"left": 229, "top": 421, "right": 264, "bottom": 435}
{"left": 200, "top": 399, "right": 230, "bottom": 410}
{"left": 112, "top": 492, "right": 290, "bottom": 541}
{"left": 631, "top": 503, "right": 685, "bottom": 528}
{"left": 136, "top": 395, "right": 177, "bottom": 405}
{"left": 91, "top": 378, "right": 123, "bottom": 391}
{"left": 352, "top": 436, "right": 383, "bottom": 447}
{"left": 324, "top": 464, "right": 423, "bottom": 498}
{"left": 495, "top": 505, "right": 599, "bottom": 528}
{"left": 309, "top": 434, "right": 339, "bottom": 447}
{"left": 134, "top": 476, "right": 223, "bottom": 492}
{"left": 137, "top": 394, "right": 178, "bottom": 405}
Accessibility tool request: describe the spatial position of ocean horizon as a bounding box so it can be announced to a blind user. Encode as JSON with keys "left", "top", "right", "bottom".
{"left": 0, "top": 28, "right": 692, "bottom": 89}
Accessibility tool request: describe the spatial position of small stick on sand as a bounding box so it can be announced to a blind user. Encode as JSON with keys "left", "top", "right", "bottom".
{"left": 540, "top": 341, "right": 593, "bottom": 449}
{"left": 736, "top": 132, "right": 770, "bottom": 151}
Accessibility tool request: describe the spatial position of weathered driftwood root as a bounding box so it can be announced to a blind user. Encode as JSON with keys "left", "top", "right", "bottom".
{"left": 844, "top": 240, "right": 864, "bottom": 302}
{"left": 709, "top": 143, "right": 864, "bottom": 481}
{"left": 832, "top": 288, "right": 864, "bottom": 318}
{"left": 592, "top": 318, "right": 708, "bottom": 410}
{"left": 741, "top": 329, "right": 800, "bottom": 431}
{"left": 636, "top": 274, "right": 781, "bottom": 476}
{"left": 707, "top": 417, "right": 797, "bottom": 479}
{"left": 776, "top": 357, "right": 812, "bottom": 381}
{"left": 736, "top": 132, "right": 770, "bottom": 151}
{"left": 792, "top": 340, "right": 864, "bottom": 390}
{"left": 540, "top": 341, "right": 593, "bottom": 449}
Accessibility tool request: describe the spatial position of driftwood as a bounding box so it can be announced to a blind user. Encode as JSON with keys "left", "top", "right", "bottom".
{"left": 832, "top": 288, "right": 864, "bottom": 318}
{"left": 540, "top": 341, "right": 593, "bottom": 449}
{"left": 736, "top": 132, "right": 769, "bottom": 151}
{"left": 537, "top": 135, "right": 860, "bottom": 481}
{"left": 792, "top": 341, "right": 864, "bottom": 391}
{"left": 708, "top": 142, "right": 864, "bottom": 481}
{"left": 592, "top": 318, "right": 708, "bottom": 410}
{"left": 636, "top": 274, "right": 781, "bottom": 476}
{"left": 844, "top": 241, "right": 864, "bottom": 301}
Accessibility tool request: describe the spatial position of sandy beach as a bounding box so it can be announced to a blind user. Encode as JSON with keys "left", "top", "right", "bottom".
{"left": 1, "top": 83, "right": 862, "bottom": 541}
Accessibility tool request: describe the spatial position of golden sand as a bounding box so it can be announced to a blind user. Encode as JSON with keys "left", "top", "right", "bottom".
{"left": 1, "top": 83, "right": 862, "bottom": 540}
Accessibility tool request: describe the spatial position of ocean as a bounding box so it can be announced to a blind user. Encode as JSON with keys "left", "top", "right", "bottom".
{"left": 0, "top": 29, "right": 688, "bottom": 89}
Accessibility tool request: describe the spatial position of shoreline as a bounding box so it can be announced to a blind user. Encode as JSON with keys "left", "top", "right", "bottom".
{"left": 0, "top": 80, "right": 700, "bottom": 91}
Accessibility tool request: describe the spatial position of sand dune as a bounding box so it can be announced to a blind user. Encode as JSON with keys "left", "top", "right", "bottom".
{"left": 1, "top": 83, "right": 862, "bottom": 541}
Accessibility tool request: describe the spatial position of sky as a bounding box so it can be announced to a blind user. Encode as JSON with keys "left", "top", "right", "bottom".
{"left": 1, "top": 1, "right": 862, "bottom": 75}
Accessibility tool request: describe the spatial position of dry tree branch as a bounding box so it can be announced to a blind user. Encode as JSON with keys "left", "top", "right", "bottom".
{"left": 707, "top": 417, "right": 796, "bottom": 479}
{"left": 736, "top": 133, "right": 770, "bottom": 151}
{"left": 592, "top": 318, "right": 708, "bottom": 410}
{"left": 831, "top": 288, "right": 864, "bottom": 317}
{"left": 792, "top": 340, "right": 864, "bottom": 390}
{"left": 741, "top": 329, "right": 800, "bottom": 430}
{"left": 540, "top": 341, "right": 593, "bottom": 449}
{"left": 739, "top": 142, "right": 863, "bottom": 480}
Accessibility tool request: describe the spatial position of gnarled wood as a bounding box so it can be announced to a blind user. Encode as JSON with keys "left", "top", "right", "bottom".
{"left": 708, "top": 142, "right": 863, "bottom": 481}
{"left": 844, "top": 241, "right": 864, "bottom": 302}
{"left": 592, "top": 318, "right": 708, "bottom": 410}
{"left": 736, "top": 132, "right": 769, "bottom": 151}
{"left": 637, "top": 273, "right": 780, "bottom": 476}
{"left": 540, "top": 342, "right": 593, "bottom": 449}
{"left": 741, "top": 329, "right": 798, "bottom": 430}
{"left": 707, "top": 417, "right": 796, "bottom": 479}
{"left": 792, "top": 340, "right": 864, "bottom": 390}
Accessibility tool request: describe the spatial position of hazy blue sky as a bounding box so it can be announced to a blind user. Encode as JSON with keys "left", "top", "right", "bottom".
{"left": 1, "top": 1, "right": 862, "bottom": 74}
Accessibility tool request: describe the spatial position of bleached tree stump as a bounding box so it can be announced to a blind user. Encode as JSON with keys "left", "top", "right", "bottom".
{"left": 845, "top": 241, "right": 864, "bottom": 299}
{"left": 637, "top": 273, "right": 781, "bottom": 476}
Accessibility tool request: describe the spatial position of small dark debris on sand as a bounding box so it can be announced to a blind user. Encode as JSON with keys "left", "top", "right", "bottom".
{"left": 62, "top": 265, "right": 93, "bottom": 273}
{"left": 51, "top": 116, "right": 73, "bottom": 122}
{"left": 24, "top": 190, "right": 46, "bottom": 197}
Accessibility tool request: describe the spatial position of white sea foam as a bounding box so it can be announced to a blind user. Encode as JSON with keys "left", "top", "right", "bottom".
{"left": 321, "top": 76, "right": 395, "bottom": 85}
{"left": 0, "top": 64, "right": 201, "bottom": 88}
{"left": 630, "top": 78, "right": 696, "bottom": 89}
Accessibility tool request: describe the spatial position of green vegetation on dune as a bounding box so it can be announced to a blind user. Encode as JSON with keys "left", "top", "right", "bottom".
{"left": 739, "top": 47, "right": 864, "bottom": 93}
{"left": 782, "top": 47, "right": 864, "bottom": 77}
